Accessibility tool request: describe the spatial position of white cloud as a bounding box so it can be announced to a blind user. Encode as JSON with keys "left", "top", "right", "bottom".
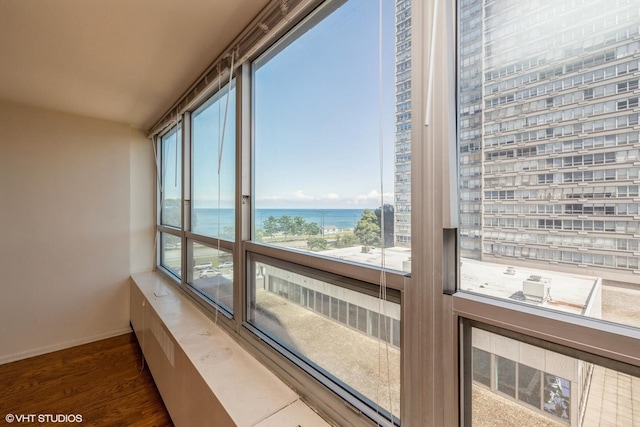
{"left": 294, "top": 190, "right": 317, "bottom": 200}
{"left": 256, "top": 189, "right": 394, "bottom": 208}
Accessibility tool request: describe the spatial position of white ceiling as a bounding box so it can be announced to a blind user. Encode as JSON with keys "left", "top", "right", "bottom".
{"left": 0, "top": 0, "right": 270, "bottom": 130}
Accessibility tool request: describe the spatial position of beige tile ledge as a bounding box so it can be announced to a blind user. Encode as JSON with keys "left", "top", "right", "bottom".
{"left": 131, "top": 271, "right": 330, "bottom": 427}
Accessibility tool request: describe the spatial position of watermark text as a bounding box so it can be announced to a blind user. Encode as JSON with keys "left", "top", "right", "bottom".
{"left": 5, "top": 414, "right": 83, "bottom": 423}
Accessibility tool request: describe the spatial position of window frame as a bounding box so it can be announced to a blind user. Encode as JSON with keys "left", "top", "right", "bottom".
{"left": 149, "top": 0, "right": 640, "bottom": 425}
{"left": 152, "top": 0, "right": 415, "bottom": 425}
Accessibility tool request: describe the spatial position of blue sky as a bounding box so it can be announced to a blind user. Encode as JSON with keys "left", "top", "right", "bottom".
{"left": 165, "top": 0, "right": 398, "bottom": 211}
{"left": 192, "top": 85, "right": 236, "bottom": 210}
{"left": 253, "top": 0, "right": 397, "bottom": 209}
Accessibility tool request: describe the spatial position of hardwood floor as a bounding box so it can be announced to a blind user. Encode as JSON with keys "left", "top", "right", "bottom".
{"left": 0, "top": 332, "right": 173, "bottom": 426}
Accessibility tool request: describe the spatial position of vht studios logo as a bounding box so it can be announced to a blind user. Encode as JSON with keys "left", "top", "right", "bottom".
{"left": 5, "top": 414, "right": 83, "bottom": 423}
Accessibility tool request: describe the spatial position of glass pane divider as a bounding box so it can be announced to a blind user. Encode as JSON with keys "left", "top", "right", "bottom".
{"left": 454, "top": 292, "right": 640, "bottom": 368}
{"left": 245, "top": 241, "right": 406, "bottom": 292}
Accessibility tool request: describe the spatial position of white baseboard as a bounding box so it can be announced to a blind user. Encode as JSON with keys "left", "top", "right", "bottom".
{"left": 0, "top": 327, "right": 133, "bottom": 365}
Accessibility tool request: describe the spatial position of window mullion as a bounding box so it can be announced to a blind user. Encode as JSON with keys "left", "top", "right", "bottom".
{"left": 453, "top": 292, "right": 640, "bottom": 368}
{"left": 237, "top": 61, "right": 252, "bottom": 329}
{"left": 404, "top": 0, "right": 457, "bottom": 424}
{"left": 244, "top": 241, "right": 406, "bottom": 291}
{"left": 182, "top": 112, "right": 191, "bottom": 289}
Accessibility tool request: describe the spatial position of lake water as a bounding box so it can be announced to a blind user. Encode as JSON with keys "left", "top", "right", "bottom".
{"left": 192, "top": 208, "right": 366, "bottom": 235}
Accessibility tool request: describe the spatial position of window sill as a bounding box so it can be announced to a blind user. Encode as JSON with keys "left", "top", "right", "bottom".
{"left": 130, "top": 271, "right": 329, "bottom": 427}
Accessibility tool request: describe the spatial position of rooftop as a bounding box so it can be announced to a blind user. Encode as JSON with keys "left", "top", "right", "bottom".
{"left": 461, "top": 258, "right": 601, "bottom": 316}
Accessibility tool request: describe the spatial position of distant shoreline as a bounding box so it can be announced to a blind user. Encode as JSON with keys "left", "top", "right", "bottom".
{"left": 194, "top": 207, "right": 370, "bottom": 232}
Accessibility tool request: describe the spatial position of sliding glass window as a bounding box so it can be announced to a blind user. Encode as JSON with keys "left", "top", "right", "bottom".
{"left": 192, "top": 82, "right": 236, "bottom": 241}
{"left": 160, "top": 125, "right": 182, "bottom": 228}
{"left": 248, "top": 254, "right": 400, "bottom": 420}
{"left": 458, "top": 0, "right": 640, "bottom": 327}
{"left": 187, "top": 240, "right": 233, "bottom": 313}
{"left": 457, "top": 0, "right": 640, "bottom": 424}
{"left": 159, "top": 124, "right": 182, "bottom": 279}
{"left": 252, "top": 0, "right": 409, "bottom": 273}
{"left": 248, "top": 0, "right": 407, "bottom": 423}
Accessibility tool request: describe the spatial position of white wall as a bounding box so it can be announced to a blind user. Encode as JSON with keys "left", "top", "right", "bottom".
{"left": 0, "top": 101, "right": 154, "bottom": 363}
{"left": 130, "top": 125, "right": 155, "bottom": 275}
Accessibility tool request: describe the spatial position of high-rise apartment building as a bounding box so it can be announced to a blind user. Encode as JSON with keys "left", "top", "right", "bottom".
{"left": 394, "top": 0, "right": 412, "bottom": 247}
{"left": 455, "top": 0, "right": 640, "bottom": 283}
{"left": 458, "top": 0, "right": 485, "bottom": 259}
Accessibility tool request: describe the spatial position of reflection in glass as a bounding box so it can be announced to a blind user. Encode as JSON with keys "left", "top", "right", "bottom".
{"left": 192, "top": 83, "right": 236, "bottom": 240}
{"left": 252, "top": 0, "right": 410, "bottom": 272}
{"left": 248, "top": 256, "right": 400, "bottom": 420}
{"left": 471, "top": 327, "right": 639, "bottom": 426}
{"left": 160, "top": 125, "right": 182, "bottom": 228}
{"left": 160, "top": 233, "right": 181, "bottom": 278}
{"left": 187, "top": 241, "right": 233, "bottom": 313}
{"left": 543, "top": 374, "right": 570, "bottom": 421}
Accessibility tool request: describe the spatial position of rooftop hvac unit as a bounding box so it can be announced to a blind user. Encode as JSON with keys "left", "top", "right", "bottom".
{"left": 522, "top": 275, "right": 548, "bottom": 302}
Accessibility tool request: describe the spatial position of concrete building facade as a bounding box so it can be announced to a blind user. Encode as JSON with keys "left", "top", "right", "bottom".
{"left": 455, "top": 0, "right": 640, "bottom": 283}
{"left": 394, "top": 0, "right": 413, "bottom": 247}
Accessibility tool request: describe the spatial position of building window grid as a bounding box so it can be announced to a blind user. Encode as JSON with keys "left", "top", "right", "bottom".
{"left": 484, "top": 58, "right": 640, "bottom": 108}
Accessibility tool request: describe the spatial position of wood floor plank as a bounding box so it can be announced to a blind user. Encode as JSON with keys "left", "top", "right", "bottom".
{"left": 0, "top": 333, "right": 173, "bottom": 426}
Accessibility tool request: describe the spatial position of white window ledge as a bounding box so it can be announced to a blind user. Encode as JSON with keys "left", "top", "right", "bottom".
{"left": 130, "top": 272, "right": 329, "bottom": 427}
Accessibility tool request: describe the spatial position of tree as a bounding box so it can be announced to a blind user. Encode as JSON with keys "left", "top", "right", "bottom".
{"left": 263, "top": 216, "right": 279, "bottom": 237}
{"left": 307, "top": 237, "right": 328, "bottom": 251}
{"left": 293, "top": 216, "right": 306, "bottom": 235}
{"left": 162, "top": 199, "right": 181, "bottom": 226}
{"left": 304, "top": 222, "right": 321, "bottom": 236}
{"left": 354, "top": 209, "right": 381, "bottom": 246}
{"left": 375, "top": 204, "right": 395, "bottom": 248}
{"left": 277, "top": 215, "right": 294, "bottom": 238}
{"left": 335, "top": 231, "right": 357, "bottom": 248}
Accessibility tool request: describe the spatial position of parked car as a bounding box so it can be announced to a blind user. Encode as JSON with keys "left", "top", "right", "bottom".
{"left": 199, "top": 269, "right": 220, "bottom": 278}
{"left": 218, "top": 261, "right": 233, "bottom": 269}
{"left": 194, "top": 262, "right": 213, "bottom": 271}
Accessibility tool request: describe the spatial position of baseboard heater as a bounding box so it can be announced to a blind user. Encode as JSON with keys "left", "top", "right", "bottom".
{"left": 130, "top": 272, "right": 328, "bottom": 427}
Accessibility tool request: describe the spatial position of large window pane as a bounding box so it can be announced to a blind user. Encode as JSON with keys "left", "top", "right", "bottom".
{"left": 187, "top": 241, "right": 233, "bottom": 313}
{"left": 160, "top": 125, "right": 182, "bottom": 228}
{"left": 471, "top": 327, "right": 638, "bottom": 427}
{"left": 192, "top": 83, "right": 236, "bottom": 240}
{"left": 252, "top": 0, "right": 410, "bottom": 272}
{"left": 457, "top": 0, "right": 640, "bottom": 329}
{"left": 248, "top": 255, "right": 400, "bottom": 420}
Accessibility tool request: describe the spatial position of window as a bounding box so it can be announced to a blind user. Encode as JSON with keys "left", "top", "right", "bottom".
{"left": 192, "top": 82, "right": 236, "bottom": 241}
{"left": 458, "top": 0, "right": 640, "bottom": 425}
{"left": 149, "top": 0, "right": 640, "bottom": 424}
{"left": 458, "top": 0, "right": 640, "bottom": 327}
{"left": 466, "top": 327, "right": 631, "bottom": 426}
{"left": 248, "top": 0, "right": 405, "bottom": 422}
{"left": 153, "top": 0, "right": 409, "bottom": 424}
{"left": 160, "top": 233, "right": 181, "bottom": 278}
{"left": 252, "top": 0, "right": 407, "bottom": 272}
{"left": 187, "top": 241, "right": 233, "bottom": 313}
{"left": 248, "top": 255, "right": 401, "bottom": 420}
{"left": 158, "top": 124, "right": 183, "bottom": 279}
{"left": 160, "top": 125, "right": 182, "bottom": 228}
{"left": 495, "top": 356, "right": 516, "bottom": 398}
